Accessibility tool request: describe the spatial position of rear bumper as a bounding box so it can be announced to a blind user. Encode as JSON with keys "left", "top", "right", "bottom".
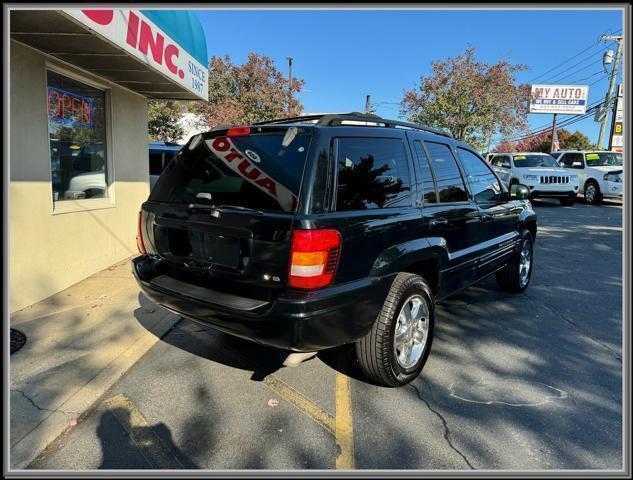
{"left": 132, "top": 256, "right": 393, "bottom": 352}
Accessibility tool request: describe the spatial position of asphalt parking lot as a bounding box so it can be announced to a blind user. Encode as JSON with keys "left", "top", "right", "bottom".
{"left": 30, "top": 197, "right": 623, "bottom": 470}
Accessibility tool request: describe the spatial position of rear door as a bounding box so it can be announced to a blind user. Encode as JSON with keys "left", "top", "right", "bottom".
{"left": 409, "top": 135, "right": 481, "bottom": 295}
{"left": 143, "top": 127, "right": 313, "bottom": 289}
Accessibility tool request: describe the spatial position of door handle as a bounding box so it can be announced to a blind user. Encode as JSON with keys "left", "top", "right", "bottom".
{"left": 429, "top": 218, "right": 448, "bottom": 228}
{"left": 481, "top": 214, "right": 493, "bottom": 222}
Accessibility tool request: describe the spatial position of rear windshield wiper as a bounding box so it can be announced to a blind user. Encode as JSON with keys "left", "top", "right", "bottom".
{"left": 215, "top": 204, "right": 264, "bottom": 215}
{"left": 187, "top": 203, "right": 263, "bottom": 215}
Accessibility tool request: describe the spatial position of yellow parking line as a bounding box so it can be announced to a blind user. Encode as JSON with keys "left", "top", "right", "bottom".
{"left": 263, "top": 375, "right": 335, "bottom": 435}
{"left": 335, "top": 373, "right": 355, "bottom": 469}
{"left": 104, "top": 394, "right": 183, "bottom": 469}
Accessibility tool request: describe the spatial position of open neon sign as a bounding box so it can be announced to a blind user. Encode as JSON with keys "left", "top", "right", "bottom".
{"left": 47, "top": 86, "right": 93, "bottom": 127}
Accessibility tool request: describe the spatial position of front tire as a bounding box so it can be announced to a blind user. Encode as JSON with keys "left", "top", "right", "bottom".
{"left": 355, "top": 273, "right": 434, "bottom": 387}
{"left": 496, "top": 230, "right": 533, "bottom": 292}
{"left": 584, "top": 181, "right": 602, "bottom": 205}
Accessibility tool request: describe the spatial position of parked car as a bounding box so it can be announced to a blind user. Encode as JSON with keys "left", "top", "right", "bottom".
{"left": 554, "top": 150, "right": 623, "bottom": 204}
{"left": 489, "top": 152, "right": 579, "bottom": 206}
{"left": 149, "top": 141, "right": 182, "bottom": 191}
{"left": 133, "top": 113, "right": 537, "bottom": 387}
{"left": 64, "top": 170, "right": 106, "bottom": 199}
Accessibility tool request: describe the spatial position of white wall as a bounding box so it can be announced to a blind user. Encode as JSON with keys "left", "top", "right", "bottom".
{"left": 9, "top": 41, "right": 150, "bottom": 312}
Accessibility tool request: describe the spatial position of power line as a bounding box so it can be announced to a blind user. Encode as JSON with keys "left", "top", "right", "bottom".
{"left": 546, "top": 57, "right": 603, "bottom": 84}
{"left": 526, "top": 29, "right": 620, "bottom": 84}
{"left": 526, "top": 41, "right": 603, "bottom": 83}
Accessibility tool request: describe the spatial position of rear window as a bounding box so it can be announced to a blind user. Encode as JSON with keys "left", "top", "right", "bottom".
{"left": 149, "top": 129, "right": 312, "bottom": 212}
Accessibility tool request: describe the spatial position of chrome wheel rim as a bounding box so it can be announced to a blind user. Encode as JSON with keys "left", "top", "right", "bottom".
{"left": 393, "top": 294, "right": 429, "bottom": 369}
{"left": 519, "top": 240, "right": 532, "bottom": 287}
{"left": 586, "top": 185, "right": 596, "bottom": 203}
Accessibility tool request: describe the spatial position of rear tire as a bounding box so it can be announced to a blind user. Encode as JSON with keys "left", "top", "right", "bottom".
{"left": 355, "top": 273, "right": 434, "bottom": 387}
{"left": 496, "top": 230, "right": 533, "bottom": 293}
{"left": 584, "top": 181, "right": 602, "bottom": 205}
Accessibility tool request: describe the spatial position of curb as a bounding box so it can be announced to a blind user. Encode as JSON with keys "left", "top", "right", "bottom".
{"left": 10, "top": 311, "right": 181, "bottom": 470}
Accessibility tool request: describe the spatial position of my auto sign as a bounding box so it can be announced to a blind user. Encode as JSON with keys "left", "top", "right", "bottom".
{"left": 529, "top": 85, "right": 589, "bottom": 115}
{"left": 63, "top": 9, "right": 208, "bottom": 100}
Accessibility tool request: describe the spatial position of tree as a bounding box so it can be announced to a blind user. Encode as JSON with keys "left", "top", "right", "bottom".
{"left": 194, "top": 53, "right": 304, "bottom": 127}
{"left": 400, "top": 47, "right": 529, "bottom": 151}
{"left": 148, "top": 100, "right": 185, "bottom": 143}
{"left": 493, "top": 128, "right": 594, "bottom": 153}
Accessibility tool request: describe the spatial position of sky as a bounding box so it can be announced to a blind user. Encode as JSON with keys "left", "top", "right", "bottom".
{"left": 196, "top": 8, "right": 623, "bottom": 148}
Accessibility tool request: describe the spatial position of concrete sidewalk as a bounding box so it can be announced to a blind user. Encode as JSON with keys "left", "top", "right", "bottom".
{"left": 10, "top": 257, "right": 181, "bottom": 470}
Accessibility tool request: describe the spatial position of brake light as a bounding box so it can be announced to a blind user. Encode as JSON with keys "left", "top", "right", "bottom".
{"left": 288, "top": 229, "right": 341, "bottom": 289}
{"left": 227, "top": 126, "right": 250, "bottom": 137}
{"left": 136, "top": 211, "right": 146, "bottom": 254}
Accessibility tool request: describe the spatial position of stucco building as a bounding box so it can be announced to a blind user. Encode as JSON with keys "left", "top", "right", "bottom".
{"left": 9, "top": 9, "right": 208, "bottom": 311}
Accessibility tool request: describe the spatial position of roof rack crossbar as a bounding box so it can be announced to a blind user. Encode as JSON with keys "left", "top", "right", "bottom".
{"left": 251, "top": 112, "right": 453, "bottom": 138}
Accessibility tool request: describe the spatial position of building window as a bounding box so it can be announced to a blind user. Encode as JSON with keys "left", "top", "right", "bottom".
{"left": 47, "top": 70, "right": 108, "bottom": 203}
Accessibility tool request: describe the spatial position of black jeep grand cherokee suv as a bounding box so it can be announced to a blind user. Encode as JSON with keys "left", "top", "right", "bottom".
{"left": 133, "top": 113, "right": 537, "bottom": 387}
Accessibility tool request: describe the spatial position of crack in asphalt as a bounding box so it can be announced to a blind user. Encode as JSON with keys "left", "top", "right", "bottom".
{"left": 409, "top": 383, "right": 475, "bottom": 470}
{"left": 11, "top": 389, "right": 78, "bottom": 416}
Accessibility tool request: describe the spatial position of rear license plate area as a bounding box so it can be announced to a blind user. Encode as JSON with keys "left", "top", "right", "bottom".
{"left": 199, "top": 232, "right": 241, "bottom": 269}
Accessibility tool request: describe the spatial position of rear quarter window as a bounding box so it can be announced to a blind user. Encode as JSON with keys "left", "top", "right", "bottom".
{"left": 335, "top": 137, "right": 412, "bottom": 211}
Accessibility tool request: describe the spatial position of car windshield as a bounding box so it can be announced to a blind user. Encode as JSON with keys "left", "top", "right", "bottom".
{"left": 585, "top": 152, "right": 623, "bottom": 167}
{"left": 512, "top": 154, "right": 559, "bottom": 168}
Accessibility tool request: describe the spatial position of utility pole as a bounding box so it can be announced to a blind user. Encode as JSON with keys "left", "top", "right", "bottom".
{"left": 597, "top": 35, "right": 623, "bottom": 149}
{"left": 286, "top": 57, "right": 293, "bottom": 115}
{"left": 365, "top": 95, "right": 371, "bottom": 114}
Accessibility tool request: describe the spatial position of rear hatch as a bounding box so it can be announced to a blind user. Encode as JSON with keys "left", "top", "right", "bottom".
{"left": 141, "top": 126, "right": 313, "bottom": 298}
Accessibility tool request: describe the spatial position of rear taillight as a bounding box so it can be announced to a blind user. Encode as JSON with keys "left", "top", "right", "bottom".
{"left": 227, "top": 126, "right": 250, "bottom": 137}
{"left": 136, "top": 211, "right": 146, "bottom": 254}
{"left": 288, "top": 229, "right": 341, "bottom": 289}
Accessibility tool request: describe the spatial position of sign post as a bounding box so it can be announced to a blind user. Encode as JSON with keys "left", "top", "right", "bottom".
{"left": 608, "top": 84, "right": 623, "bottom": 152}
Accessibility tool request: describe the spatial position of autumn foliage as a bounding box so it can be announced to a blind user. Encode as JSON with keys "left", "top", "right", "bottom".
{"left": 194, "top": 53, "right": 304, "bottom": 127}
{"left": 494, "top": 129, "right": 594, "bottom": 153}
{"left": 400, "top": 47, "right": 529, "bottom": 151}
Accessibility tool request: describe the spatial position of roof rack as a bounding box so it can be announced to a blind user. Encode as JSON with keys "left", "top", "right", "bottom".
{"left": 252, "top": 112, "right": 453, "bottom": 138}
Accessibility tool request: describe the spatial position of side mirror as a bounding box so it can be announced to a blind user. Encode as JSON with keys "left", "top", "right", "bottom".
{"left": 510, "top": 183, "right": 530, "bottom": 200}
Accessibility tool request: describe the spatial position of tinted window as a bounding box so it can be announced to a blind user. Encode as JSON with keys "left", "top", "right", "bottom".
{"left": 150, "top": 129, "right": 312, "bottom": 212}
{"left": 149, "top": 153, "right": 163, "bottom": 175}
{"left": 413, "top": 141, "right": 437, "bottom": 204}
{"left": 336, "top": 138, "right": 411, "bottom": 211}
{"left": 424, "top": 142, "right": 468, "bottom": 203}
{"left": 457, "top": 148, "right": 502, "bottom": 203}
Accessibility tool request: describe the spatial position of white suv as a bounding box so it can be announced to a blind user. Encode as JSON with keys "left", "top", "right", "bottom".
{"left": 554, "top": 150, "right": 623, "bottom": 204}
{"left": 489, "top": 152, "right": 579, "bottom": 206}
